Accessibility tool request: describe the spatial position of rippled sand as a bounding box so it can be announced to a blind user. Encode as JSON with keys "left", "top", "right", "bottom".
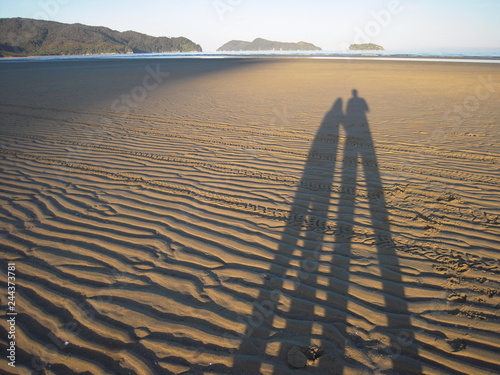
{"left": 0, "top": 58, "right": 499, "bottom": 374}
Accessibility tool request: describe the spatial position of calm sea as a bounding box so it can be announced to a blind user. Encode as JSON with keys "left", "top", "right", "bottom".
{"left": 1, "top": 50, "right": 500, "bottom": 64}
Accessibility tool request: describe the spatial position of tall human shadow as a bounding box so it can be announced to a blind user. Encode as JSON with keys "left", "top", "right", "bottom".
{"left": 232, "top": 91, "right": 421, "bottom": 374}
{"left": 331, "top": 90, "right": 422, "bottom": 373}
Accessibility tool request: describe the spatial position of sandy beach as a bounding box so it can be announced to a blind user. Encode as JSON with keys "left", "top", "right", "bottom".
{"left": 0, "top": 58, "right": 499, "bottom": 374}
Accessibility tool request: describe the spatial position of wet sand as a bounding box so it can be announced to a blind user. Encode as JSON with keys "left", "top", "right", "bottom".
{"left": 0, "top": 58, "right": 499, "bottom": 374}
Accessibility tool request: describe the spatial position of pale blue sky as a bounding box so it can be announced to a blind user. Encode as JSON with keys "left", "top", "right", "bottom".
{"left": 1, "top": 0, "right": 499, "bottom": 52}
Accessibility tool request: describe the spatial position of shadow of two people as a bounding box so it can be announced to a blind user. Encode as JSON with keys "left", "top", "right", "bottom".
{"left": 232, "top": 90, "right": 421, "bottom": 374}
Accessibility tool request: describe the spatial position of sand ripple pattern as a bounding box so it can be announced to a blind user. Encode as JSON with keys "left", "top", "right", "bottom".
{"left": 0, "top": 99, "right": 499, "bottom": 375}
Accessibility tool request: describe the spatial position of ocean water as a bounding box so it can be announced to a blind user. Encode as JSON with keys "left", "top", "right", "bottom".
{"left": 1, "top": 49, "right": 500, "bottom": 63}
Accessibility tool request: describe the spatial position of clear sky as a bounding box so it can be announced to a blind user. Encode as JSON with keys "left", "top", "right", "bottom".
{"left": 1, "top": 0, "right": 499, "bottom": 52}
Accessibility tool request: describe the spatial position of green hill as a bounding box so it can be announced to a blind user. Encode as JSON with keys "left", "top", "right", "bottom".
{"left": 0, "top": 18, "right": 202, "bottom": 57}
{"left": 218, "top": 38, "right": 321, "bottom": 52}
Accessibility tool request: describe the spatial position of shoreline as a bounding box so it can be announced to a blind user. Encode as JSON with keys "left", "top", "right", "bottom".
{"left": 1, "top": 51, "right": 500, "bottom": 64}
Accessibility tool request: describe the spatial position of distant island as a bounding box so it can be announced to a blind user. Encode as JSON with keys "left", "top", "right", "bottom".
{"left": 0, "top": 18, "right": 202, "bottom": 57}
{"left": 217, "top": 38, "right": 322, "bottom": 52}
{"left": 349, "top": 43, "right": 384, "bottom": 51}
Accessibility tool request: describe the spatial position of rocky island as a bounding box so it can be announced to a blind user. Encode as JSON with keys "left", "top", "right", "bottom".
{"left": 349, "top": 43, "right": 384, "bottom": 51}
{"left": 217, "top": 38, "right": 321, "bottom": 52}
